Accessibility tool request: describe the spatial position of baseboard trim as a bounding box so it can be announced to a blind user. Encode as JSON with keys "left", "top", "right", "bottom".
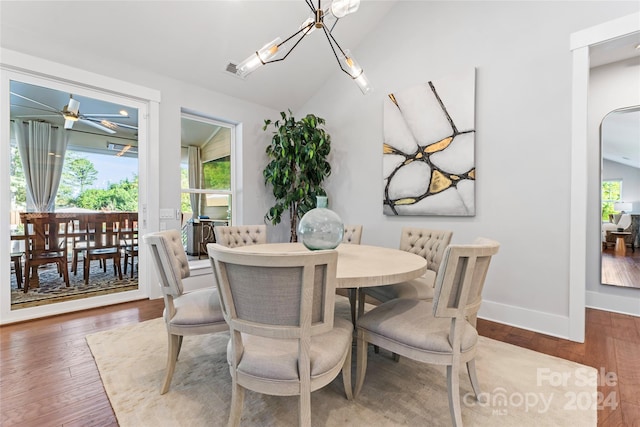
{"left": 479, "top": 300, "right": 571, "bottom": 340}
{"left": 586, "top": 291, "right": 640, "bottom": 317}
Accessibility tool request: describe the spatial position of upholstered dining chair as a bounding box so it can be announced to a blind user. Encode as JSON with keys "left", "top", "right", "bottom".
{"left": 342, "top": 224, "right": 363, "bottom": 324}
{"left": 342, "top": 224, "right": 363, "bottom": 244}
{"left": 359, "top": 227, "right": 453, "bottom": 317}
{"left": 213, "top": 224, "right": 267, "bottom": 248}
{"left": 144, "top": 230, "right": 227, "bottom": 394}
{"left": 354, "top": 238, "right": 500, "bottom": 427}
{"left": 208, "top": 243, "right": 353, "bottom": 427}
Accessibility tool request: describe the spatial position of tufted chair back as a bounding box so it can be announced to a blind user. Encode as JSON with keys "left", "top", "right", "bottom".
{"left": 144, "top": 229, "right": 190, "bottom": 297}
{"left": 214, "top": 225, "right": 267, "bottom": 248}
{"left": 399, "top": 227, "right": 453, "bottom": 273}
{"left": 342, "top": 225, "right": 363, "bottom": 244}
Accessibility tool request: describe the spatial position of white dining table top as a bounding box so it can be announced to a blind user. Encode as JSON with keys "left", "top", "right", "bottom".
{"left": 232, "top": 242, "right": 427, "bottom": 289}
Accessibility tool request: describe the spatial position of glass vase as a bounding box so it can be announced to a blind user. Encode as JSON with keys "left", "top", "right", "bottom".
{"left": 298, "top": 196, "right": 344, "bottom": 250}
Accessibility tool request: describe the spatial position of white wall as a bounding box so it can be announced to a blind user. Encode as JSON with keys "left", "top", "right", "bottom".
{"left": 301, "top": 1, "right": 640, "bottom": 337}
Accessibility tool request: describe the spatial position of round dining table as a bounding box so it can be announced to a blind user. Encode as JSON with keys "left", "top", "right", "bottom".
{"left": 231, "top": 242, "right": 427, "bottom": 289}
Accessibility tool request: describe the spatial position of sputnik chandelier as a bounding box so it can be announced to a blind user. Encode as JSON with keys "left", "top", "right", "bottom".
{"left": 234, "top": 0, "right": 371, "bottom": 94}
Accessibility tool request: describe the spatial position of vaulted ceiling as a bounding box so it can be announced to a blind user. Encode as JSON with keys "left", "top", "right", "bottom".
{"left": 0, "top": 1, "right": 397, "bottom": 111}
{"left": 2, "top": 1, "right": 639, "bottom": 165}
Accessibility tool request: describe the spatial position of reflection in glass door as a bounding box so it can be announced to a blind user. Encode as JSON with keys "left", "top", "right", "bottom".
{"left": 9, "top": 79, "right": 140, "bottom": 309}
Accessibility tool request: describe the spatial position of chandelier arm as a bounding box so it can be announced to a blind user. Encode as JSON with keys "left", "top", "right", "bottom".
{"left": 304, "top": 0, "right": 315, "bottom": 12}
{"left": 264, "top": 30, "right": 310, "bottom": 64}
{"left": 321, "top": 25, "right": 357, "bottom": 78}
{"left": 327, "top": 16, "right": 340, "bottom": 33}
{"left": 323, "top": 24, "right": 349, "bottom": 58}
{"left": 277, "top": 25, "right": 310, "bottom": 49}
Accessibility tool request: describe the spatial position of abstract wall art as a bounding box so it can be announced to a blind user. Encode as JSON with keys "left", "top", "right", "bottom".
{"left": 383, "top": 68, "right": 476, "bottom": 216}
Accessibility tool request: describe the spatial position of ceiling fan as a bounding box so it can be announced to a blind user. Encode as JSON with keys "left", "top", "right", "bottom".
{"left": 10, "top": 92, "right": 137, "bottom": 135}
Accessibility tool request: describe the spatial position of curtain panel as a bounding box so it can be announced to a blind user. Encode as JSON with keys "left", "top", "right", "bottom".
{"left": 188, "top": 146, "right": 202, "bottom": 217}
{"left": 14, "top": 120, "right": 69, "bottom": 212}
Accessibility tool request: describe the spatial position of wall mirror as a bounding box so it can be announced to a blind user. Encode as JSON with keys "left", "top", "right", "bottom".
{"left": 600, "top": 105, "right": 640, "bottom": 288}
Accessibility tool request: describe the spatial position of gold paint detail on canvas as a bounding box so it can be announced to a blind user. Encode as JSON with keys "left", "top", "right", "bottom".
{"left": 394, "top": 198, "right": 416, "bottom": 205}
{"left": 424, "top": 137, "right": 453, "bottom": 154}
{"left": 429, "top": 170, "right": 452, "bottom": 194}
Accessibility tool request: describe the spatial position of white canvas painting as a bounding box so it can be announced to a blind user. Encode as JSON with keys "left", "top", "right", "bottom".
{"left": 383, "top": 69, "right": 476, "bottom": 216}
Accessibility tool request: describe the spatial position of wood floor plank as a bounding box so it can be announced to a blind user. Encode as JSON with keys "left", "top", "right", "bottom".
{"left": 0, "top": 300, "right": 636, "bottom": 426}
{"left": 621, "top": 400, "right": 640, "bottom": 427}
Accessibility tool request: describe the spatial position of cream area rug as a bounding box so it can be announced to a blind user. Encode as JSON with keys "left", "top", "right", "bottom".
{"left": 87, "top": 298, "right": 596, "bottom": 426}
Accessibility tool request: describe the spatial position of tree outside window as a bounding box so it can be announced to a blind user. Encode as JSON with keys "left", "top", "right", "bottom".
{"left": 602, "top": 180, "right": 622, "bottom": 221}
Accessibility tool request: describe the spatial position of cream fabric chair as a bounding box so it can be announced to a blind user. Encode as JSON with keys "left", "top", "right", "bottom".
{"left": 213, "top": 224, "right": 267, "bottom": 248}
{"left": 359, "top": 227, "right": 453, "bottom": 317}
{"left": 342, "top": 224, "right": 363, "bottom": 324}
{"left": 208, "top": 243, "right": 353, "bottom": 427}
{"left": 354, "top": 238, "right": 500, "bottom": 427}
{"left": 342, "top": 224, "right": 363, "bottom": 244}
{"left": 144, "top": 229, "right": 227, "bottom": 394}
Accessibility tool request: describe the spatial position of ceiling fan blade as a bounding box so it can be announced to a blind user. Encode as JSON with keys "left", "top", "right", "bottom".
{"left": 82, "top": 113, "right": 130, "bottom": 118}
{"left": 79, "top": 118, "right": 116, "bottom": 134}
{"left": 15, "top": 114, "right": 61, "bottom": 118}
{"left": 85, "top": 117, "right": 138, "bottom": 130}
{"left": 110, "top": 122, "right": 138, "bottom": 130}
{"left": 10, "top": 92, "right": 60, "bottom": 113}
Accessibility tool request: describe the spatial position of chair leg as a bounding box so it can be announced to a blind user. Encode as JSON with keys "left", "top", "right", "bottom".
{"left": 354, "top": 333, "right": 368, "bottom": 398}
{"left": 357, "top": 289, "right": 366, "bottom": 319}
{"left": 115, "top": 257, "right": 123, "bottom": 280}
{"left": 13, "top": 256, "right": 23, "bottom": 289}
{"left": 60, "top": 260, "right": 70, "bottom": 287}
{"left": 467, "top": 359, "right": 482, "bottom": 401}
{"left": 124, "top": 253, "right": 129, "bottom": 275}
{"left": 299, "top": 383, "right": 311, "bottom": 427}
{"left": 23, "top": 261, "right": 31, "bottom": 293}
{"left": 72, "top": 250, "right": 78, "bottom": 275}
{"left": 228, "top": 377, "right": 245, "bottom": 427}
{"left": 84, "top": 257, "right": 90, "bottom": 285}
{"left": 130, "top": 255, "right": 136, "bottom": 278}
{"left": 348, "top": 288, "right": 357, "bottom": 326}
{"left": 177, "top": 335, "right": 184, "bottom": 359}
{"left": 447, "top": 363, "right": 463, "bottom": 427}
{"left": 161, "top": 333, "right": 181, "bottom": 395}
{"left": 341, "top": 343, "right": 353, "bottom": 400}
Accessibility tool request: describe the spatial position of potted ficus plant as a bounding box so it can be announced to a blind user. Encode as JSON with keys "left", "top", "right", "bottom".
{"left": 263, "top": 110, "right": 332, "bottom": 242}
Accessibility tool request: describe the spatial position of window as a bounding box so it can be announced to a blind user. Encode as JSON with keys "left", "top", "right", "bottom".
{"left": 180, "top": 112, "right": 234, "bottom": 224}
{"left": 601, "top": 179, "right": 622, "bottom": 221}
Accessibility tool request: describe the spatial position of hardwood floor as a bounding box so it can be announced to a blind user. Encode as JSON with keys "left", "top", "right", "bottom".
{"left": 602, "top": 245, "right": 640, "bottom": 288}
{"left": 1, "top": 299, "right": 639, "bottom": 426}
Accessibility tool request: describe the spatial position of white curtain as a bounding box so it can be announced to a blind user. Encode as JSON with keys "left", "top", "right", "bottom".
{"left": 14, "top": 120, "right": 69, "bottom": 212}
{"left": 188, "top": 146, "right": 202, "bottom": 217}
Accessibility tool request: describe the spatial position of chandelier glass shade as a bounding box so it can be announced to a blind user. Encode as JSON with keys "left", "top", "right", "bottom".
{"left": 234, "top": 0, "right": 371, "bottom": 94}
